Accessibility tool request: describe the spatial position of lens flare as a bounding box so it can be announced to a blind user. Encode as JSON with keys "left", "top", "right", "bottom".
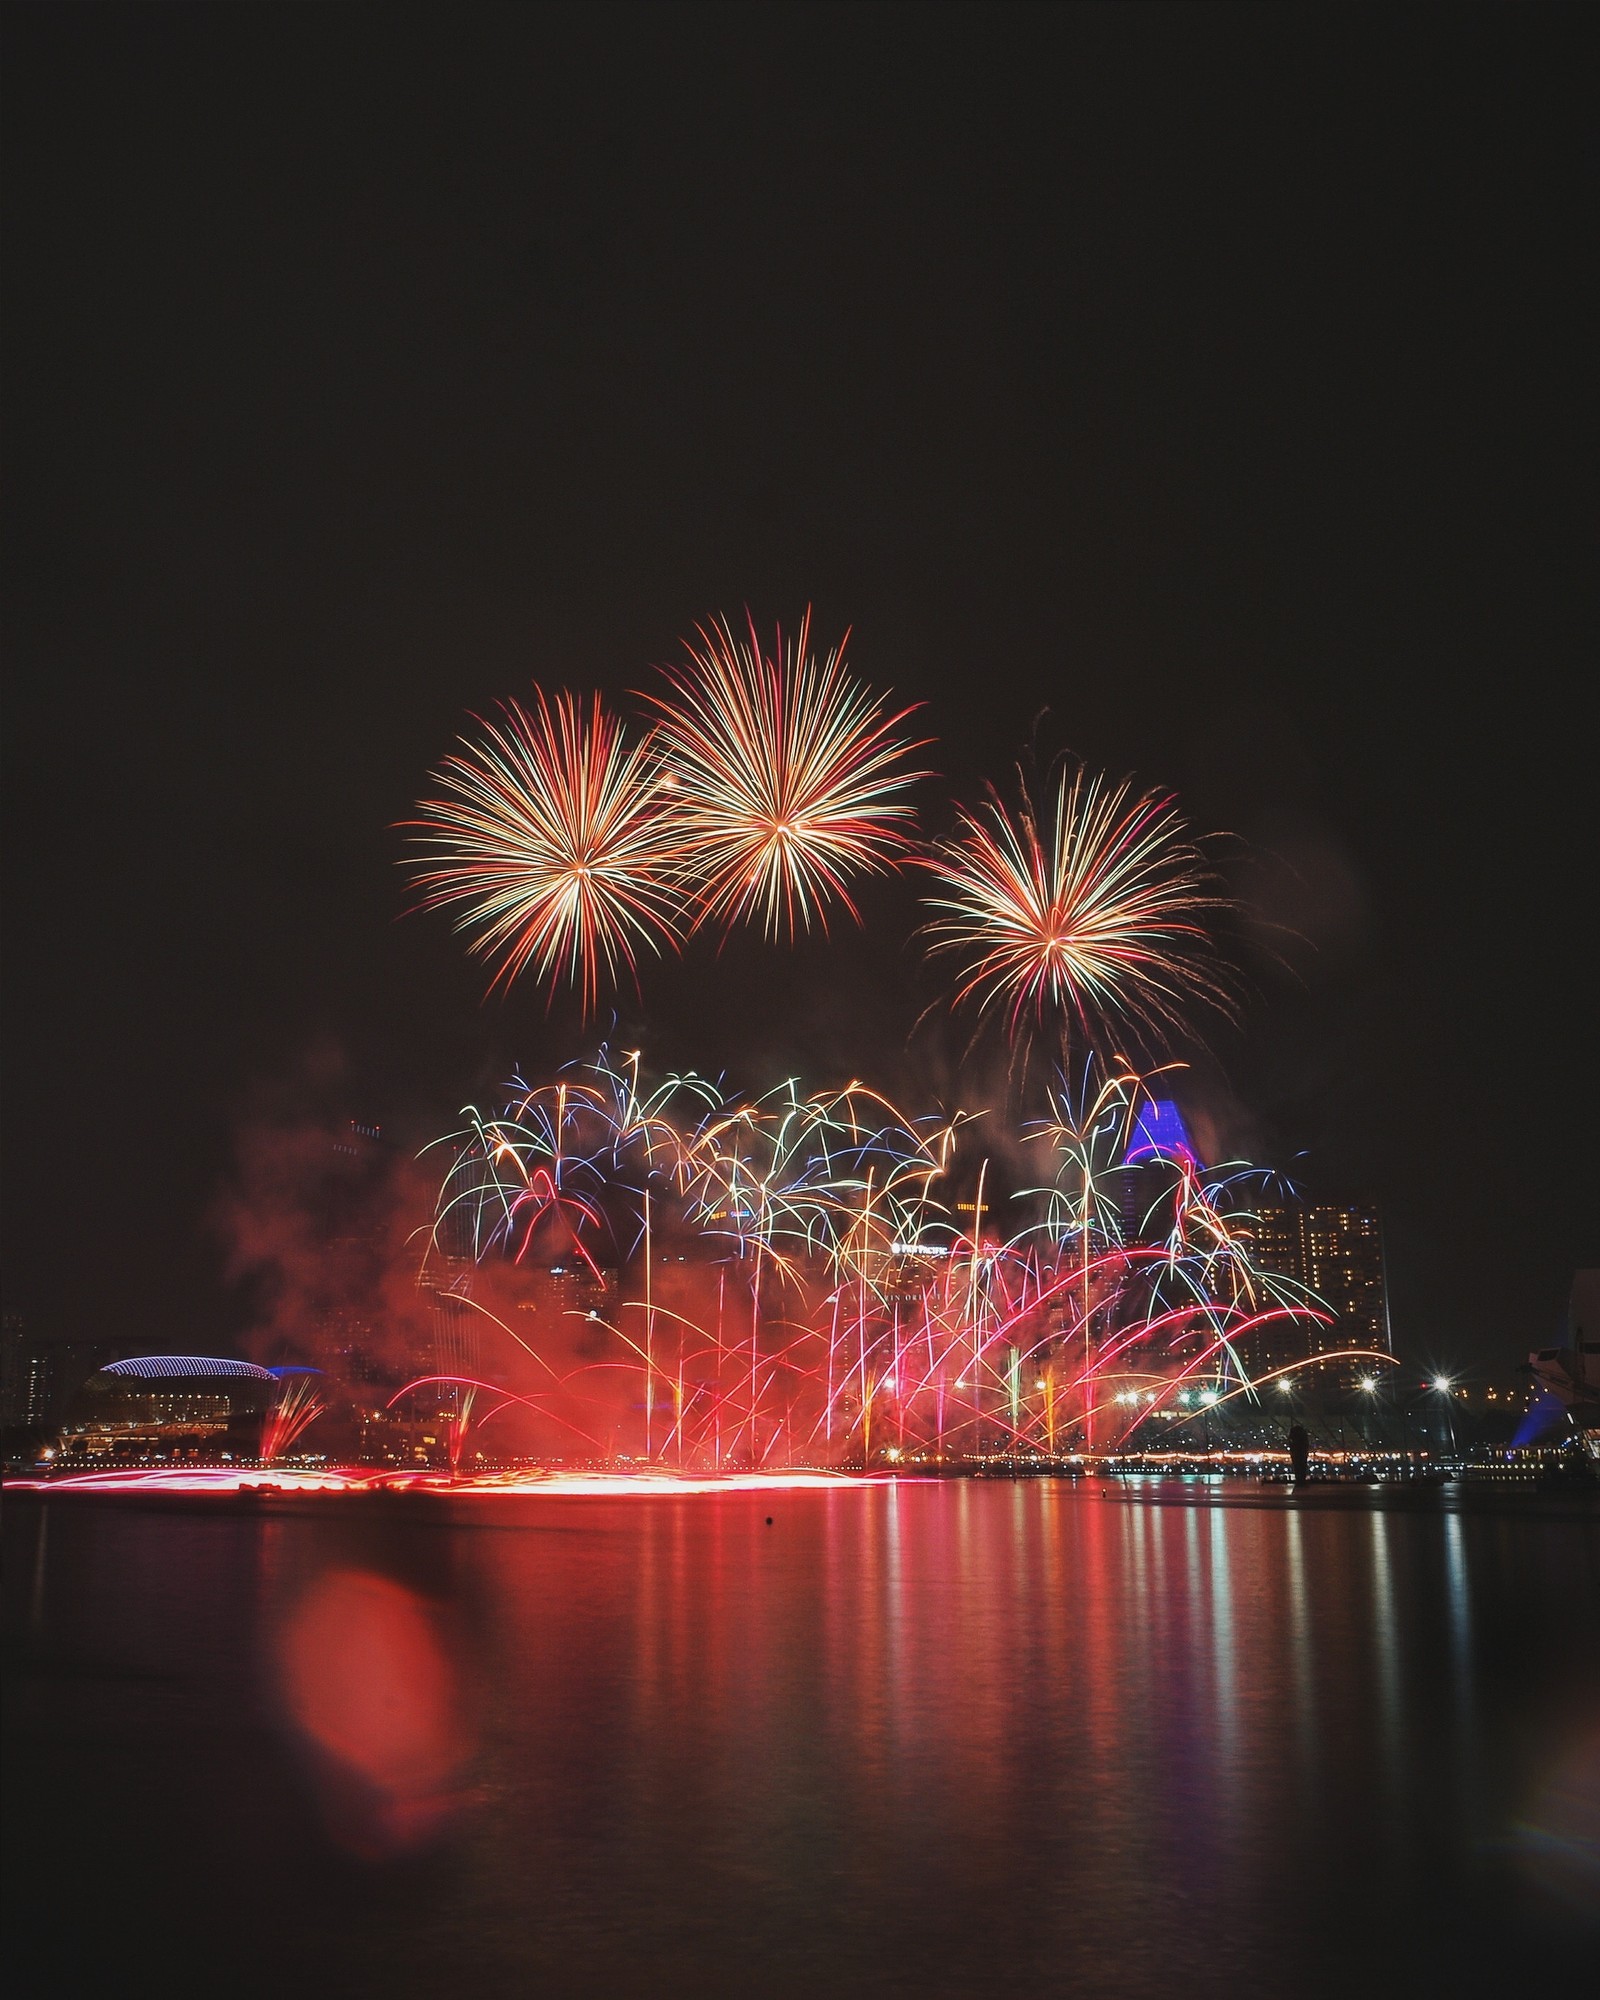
{"left": 645, "top": 609, "right": 929, "bottom": 939}
{"left": 921, "top": 762, "right": 1232, "bottom": 1050}
{"left": 404, "top": 688, "right": 686, "bottom": 1014}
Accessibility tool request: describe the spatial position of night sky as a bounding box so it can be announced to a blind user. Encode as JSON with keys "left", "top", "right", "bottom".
{"left": 4, "top": 5, "right": 1592, "bottom": 1371}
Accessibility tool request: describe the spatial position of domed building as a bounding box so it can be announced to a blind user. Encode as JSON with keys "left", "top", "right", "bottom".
{"left": 60, "top": 1355, "right": 277, "bottom": 1463}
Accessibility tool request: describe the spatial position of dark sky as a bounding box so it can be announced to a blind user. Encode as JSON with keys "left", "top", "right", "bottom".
{"left": 4, "top": 3, "right": 1593, "bottom": 1372}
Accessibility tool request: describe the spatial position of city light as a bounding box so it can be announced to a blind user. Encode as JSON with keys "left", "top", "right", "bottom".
{"left": 18, "top": 1048, "right": 1404, "bottom": 1475}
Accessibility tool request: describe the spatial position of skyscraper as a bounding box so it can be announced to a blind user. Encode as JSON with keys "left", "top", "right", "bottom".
{"left": 1249, "top": 1200, "right": 1393, "bottom": 1379}
{"left": 1, "top": 1316, "right": 110, "bottom": 1436}
{"left": 1119, "top": 1100, "right": 1197, "bottom": 1249}
{"left": 1, "top": 1315, "right": 52, "bottom": 1430}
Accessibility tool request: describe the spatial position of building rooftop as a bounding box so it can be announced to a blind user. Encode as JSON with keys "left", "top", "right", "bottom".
{"left": 101, "top": 1356, "right": 275, "bottom": 1382}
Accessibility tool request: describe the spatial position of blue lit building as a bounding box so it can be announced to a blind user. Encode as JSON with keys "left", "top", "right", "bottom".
{"left": 1120, "top": 1099, "right": 1197, "bottom": 1247}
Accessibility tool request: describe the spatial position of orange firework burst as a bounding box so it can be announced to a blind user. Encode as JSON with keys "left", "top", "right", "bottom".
{"left": 404, "top": 688, "right": 686, "bottom": 1014}
{"left": 644, "top": 610, "right": 930, "bottom": 939}
{"left": 921, "top": 762, "right": 1233, "bottom": 1050}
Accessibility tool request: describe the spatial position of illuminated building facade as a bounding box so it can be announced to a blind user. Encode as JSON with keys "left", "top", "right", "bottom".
{"left": 1119, "top": 1100, "right": 1196, "bottom": 1248}
{"left": 508, "top": 1263, "right": 621, "bottom": 1373}
{"left": 1250, "top": 1200, "right": 1392, "bottom": 1379}
{"left": 1, "top": 1318, "right": 109, "bottom": 1436}
{"left": 516, "top": 1262, "right": 617, "bottom": 1322}
{"left": 58, "top": 1355, "right": 276, "bottom": 1461}
{"left": 2, "top": 1315, "right": 54, "bottom": 1431}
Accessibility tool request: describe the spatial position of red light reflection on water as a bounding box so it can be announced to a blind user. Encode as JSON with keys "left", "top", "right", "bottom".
{"left": 274, "top": 1569, "right": 468, "bottom": 1857}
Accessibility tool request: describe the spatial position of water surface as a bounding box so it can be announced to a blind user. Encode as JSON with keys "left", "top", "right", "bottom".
{"left": 4, "top": 1478, "right": 1596, "bottom": 1996}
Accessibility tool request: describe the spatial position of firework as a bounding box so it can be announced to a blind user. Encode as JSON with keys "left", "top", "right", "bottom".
{"left": 645, "top": 610, "right": 930, "bottom": 939}
{"left": 260, "top": 1369, "right": 327, "bottom": 1463}
{"left": 921, "top": 762, "right": 1233, "bottom": 1053}
{"left": 404, "top": 689, "right": 685, "bottom": 1014}
{"left": 409, "top": 1050, "right": 1364, "bottom": 1472}
{"left": 15, "top": 1054, "right": 1388, "bottom": 1492}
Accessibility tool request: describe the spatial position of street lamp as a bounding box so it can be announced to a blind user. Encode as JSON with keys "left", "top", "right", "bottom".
{"left": 1357, "top": 1374, "right": 1379, "bottom": 1461}
{"left": 1431, "top": 1375, "right": 1458, "bottom": 1457}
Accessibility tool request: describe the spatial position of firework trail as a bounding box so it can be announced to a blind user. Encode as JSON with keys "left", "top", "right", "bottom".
{"left": 645, "top": 609, "right": 930, "bottom": 939}
{"left": 921, "top": 761, "right": 1233, "bottom": 1057}
{"left": 261, "top": 1369, "right": 327, "bottom": 1463}
{"left": 404, "top": 688, "right": 686, "bottom": 1014}
{"left": 411, "top": 1049, "right": 1374, "bottom": 1470}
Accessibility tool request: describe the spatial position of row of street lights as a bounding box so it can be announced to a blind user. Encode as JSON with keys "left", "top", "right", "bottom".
{"left": 1106, "top": 1370, "right": 1464, "bottom": 1458}
{"left": 1350, "top": 1372, "right": 1458, "bottom": 1458}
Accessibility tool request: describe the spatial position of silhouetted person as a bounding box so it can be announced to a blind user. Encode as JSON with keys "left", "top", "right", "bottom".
{"left": 1288, "top": 1422, "right": 1311, "bottom": 1485}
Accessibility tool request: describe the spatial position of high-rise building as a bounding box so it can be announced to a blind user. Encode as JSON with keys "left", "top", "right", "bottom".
{"left": 1, "top": 1316, "right": 110, "bottom": 1434}
{"left": 511, "top": 1261, "right": 618, "bottom": 1330}
{"left": 421, "top": 1266, "right": 482, "bottom": 1386}
{"left": 1249, "top": 1200, "right": 1392, "bottom": 1379}
{"left": 1119, "top": 1100, "right": 1197, "bottom": 1248}
{"left": 1, "top": 1315, "right": 50, "bottom": 1429}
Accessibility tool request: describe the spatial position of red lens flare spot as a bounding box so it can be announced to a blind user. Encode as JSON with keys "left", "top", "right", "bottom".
{"left": 275, "top": 1568, "right": 469, "bottom": 1856}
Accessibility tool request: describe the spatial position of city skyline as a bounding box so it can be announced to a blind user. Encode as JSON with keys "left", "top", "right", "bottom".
{"left": 3, "top": 17, "right": 1595, "bottom": 1996}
